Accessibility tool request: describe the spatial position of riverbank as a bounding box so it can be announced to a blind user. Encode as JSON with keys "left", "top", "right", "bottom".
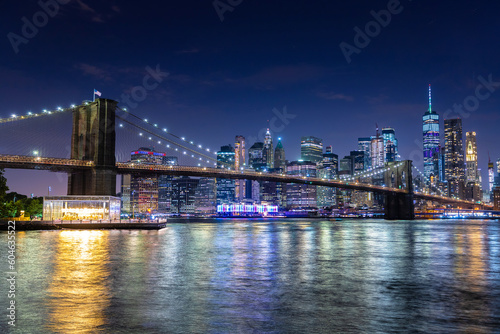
{"left": 0, "top": 219, "right": 167, "bottom": 230}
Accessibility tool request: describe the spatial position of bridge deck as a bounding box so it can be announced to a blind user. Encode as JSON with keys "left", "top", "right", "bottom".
{"left": 0, "top": 154, "right": 491, "bottom": 208}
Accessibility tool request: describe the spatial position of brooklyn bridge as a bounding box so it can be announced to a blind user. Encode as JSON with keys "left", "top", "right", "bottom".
{"left": 0, "top": 98, "right": 492, "bottom": 220}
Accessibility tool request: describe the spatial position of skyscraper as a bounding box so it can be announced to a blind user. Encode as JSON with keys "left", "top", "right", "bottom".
{"left": 465, "top": 131, "right": 481, "bottom": 202}
{"left": 195, "top": 178, "right": 217, "bottom": 214}
{"left": 465, "top": 132, "right": 479, "bottom": 184}
{"left": 248, "top": 142, "right": 266, "bottom": 171}
{"left": 158, "top": 156, "right": 178, "bottom": 212}
{"left": 259, "top": 137, "right": 286, "bottom": 208}
{"left": 263, "top": 128, "right": 274, "bottom": 168}
{"left": 350, "top": 150, "right": 368, "bottom": 173}
{"left": 358, "top": 137, "right": 372, "bottom": 169}
{"left": 444, "top": 118, "right": 465, "bottom": 199}
{"left": 286, "top": 161, "right": 317, "bottom": 208}
{"left": 423, "top": 85, "right": 440, "bottom": 180}
{"left": 216, "top": 145, "right": 236, "bottom": 205}
{"left": 217, "top": 144, "right": 235, "bottom": 168}
{"left": 489, "top": 158, "right": 494, "bottom": 193}
{"left": 317, "top": 146, "right": 339, "bottom": 208}
{"left": 234, "top": 136, "right": 246, "bottom": 201}
{"left": 301, "top": 136, "right": 323, "bottom": 163}
{"left": 382, "top": 127, "right": 398, "bottom": 162}
{"left": 171, "top": 176, "right": 199, "bottom": 214}
{"left": 274, "top": 137, "right": 286, "bottom": 170}
{"left": 370, "top": 127, "right": 384, "bottom": 168}
{"left": 339, "top": 156, "right": 353, "bottom": 178}
{"left": 234, "top": 136, "right": 246, "bottom": 170}
{"left": 128, "top": 147, "right": 167, "bottom": 214}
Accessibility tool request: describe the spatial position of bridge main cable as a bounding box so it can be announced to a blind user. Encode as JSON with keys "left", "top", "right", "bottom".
{"left": 0, "top": 106, "right": 73, "bottom": 124}
{"left": 115, "top": 112, "right": 220, "bottom": 164}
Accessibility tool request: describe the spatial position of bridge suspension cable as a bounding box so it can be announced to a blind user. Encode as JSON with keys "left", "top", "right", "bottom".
{"left": 0, "top": 105, "right": 74, "bottom": 124}
{"left": 116, "top": 107, "right": 220, "bottom": 159}
{"left": 411, "top": 166, "right": 447, "bottom": 197}
{"left": 116, "top": 114, "right": 220, "bottom": 166}
{"left": 115, "top": 106, "right": 240, "bottom": 168}
{"left": 341, "top": 162, "right": 405, "bottom": 181}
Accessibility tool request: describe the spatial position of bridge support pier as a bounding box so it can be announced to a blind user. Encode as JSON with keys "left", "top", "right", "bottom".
{"left": 67, "top": 98, "right": 117, "bottom": 196}
{"left": 385, "top": 193, "right": 415, "bottom": 220}
{"left": 383, "top": 160, "right": 415, "bottom": 220}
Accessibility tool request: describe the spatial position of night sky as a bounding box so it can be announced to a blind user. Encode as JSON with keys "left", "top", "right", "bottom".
{"left": 1, "top": 0, "right": 499, "bottom": 196}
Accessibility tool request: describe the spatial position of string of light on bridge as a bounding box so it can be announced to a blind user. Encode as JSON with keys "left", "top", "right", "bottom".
{"left": 0, "top": 104, "right": 77, "bottom": 123}
{"left": 411, "top": 166, "right": 447, "bottom": 197}
{"left": 116, "top": 119, "right": 218, "bottom": 167}
{"left": 340, "top": 162, "right": 405, "bottom": 181}
{"left": 116, "top": 106, "right": 219, "bottom": 158}
{"left": 0, "top": 102, "right": 223, "bottom": 167}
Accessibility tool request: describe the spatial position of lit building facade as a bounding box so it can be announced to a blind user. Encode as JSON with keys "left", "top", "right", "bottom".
{"left": 444, "top": 118, "right": 465, "bottom": 199}
{"left": 488, "top": 159, "right": 494, "bottom": 193}
{"left": 259, "top": 138, "right": 287, "bottom": 209}
{"left": 158, "top": 156, "right": 178, "bottom": 213}
{"left": 494, "top": 187, "right": 500, "bottom": 211}
{"left": 358, "top": 137, "right": 372, "bottom": 169}
{"left": 339, "top": 156, "right": 353, "bottom": 178}
{"left": 301, "top": 136, "right": 323, "bottom": 163}
{"left": 465, "top": 132, "right": 479, "bottom": 184}
{"left": 216, "top": 145, "right": 236, "bottom": 205}
{"left": 286, "top": 160, "right": 317, "bottom": 208}
{"left": 260, "top": 170, "right": 287, "bottom": 209}
{"left": 171, "top": 176, "right": 199, "bottom": 214}
{"left": 127, "top": 148, "right": 168, "bottom": 214}
{"left": 121, "top": 174, "right": 131, "bottom": 212}
{"left": 350, "top": 150, "right": 368, "bottom": 173}
{"left": 316, "top": 147, "right": 339, "bottom": 208}
{"left": 274, "top": 138, "right": 286, "bottom": 170}
{"left": 370, "top": 132, "right": 384, "bottom": 169}
{"left": 195, "top": 178, "right": 217, "bottom": 214}
{"left": 423, "top": 85, "right": 440, "bottom": 180}
{"left": 235, "top": 135, "right": 246, "bottom": 169}
{"left": 263, "top": 128, "right": 274, "bottom": 168}
{"left": 382, "top": 127, "right": 398, "bottom": 162}
{"left": 248, "top": 142, "right": 266, "bottom": 171}
{"left": 217, "top": 204, "right": 279, "bottom": 216}
{"left": 465, "top": 131, "right": 481, "bottom": 202}
{"left": 234, "top": 135, "right": 246, "bottom": 201}
{"left": 43, "top": 196, "right": 121, "bottom": 221}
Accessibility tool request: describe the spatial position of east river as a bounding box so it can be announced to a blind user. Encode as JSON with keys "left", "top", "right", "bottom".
{"left": 1, "top": 219, "right": 500, "bottom": 333}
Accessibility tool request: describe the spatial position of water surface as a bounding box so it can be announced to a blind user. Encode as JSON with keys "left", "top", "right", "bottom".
{"left": 1, "top": 219, "right": 499, "bottom": 333}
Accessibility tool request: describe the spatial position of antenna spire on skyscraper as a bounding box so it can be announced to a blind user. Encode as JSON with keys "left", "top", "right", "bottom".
{"left": 428, "top": 84, "right": 432, "bottom": 112}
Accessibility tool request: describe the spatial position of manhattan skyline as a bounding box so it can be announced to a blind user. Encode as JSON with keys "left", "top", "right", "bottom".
{"left": 1, "top": 0, "right": 499, "bottom": 196}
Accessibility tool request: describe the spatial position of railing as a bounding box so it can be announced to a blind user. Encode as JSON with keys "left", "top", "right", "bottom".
{"left": 116, "top": 162, "right": 409, "bottom": 194}
{"left": 53, "top": 219, "right": 167, "bottom": 224}
{"left": 0, "top": 154, "right": 94, "bottom": 167}
{"left": 0, "top": 154, "right": 488, "bottom": 207}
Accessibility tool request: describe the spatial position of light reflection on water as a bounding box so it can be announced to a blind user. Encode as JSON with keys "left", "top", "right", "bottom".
{"left": 46, "top": 231, "right": 111, "bottom": 333}
{"left": 1, "top": 219, "right": 499, "bottom": 333}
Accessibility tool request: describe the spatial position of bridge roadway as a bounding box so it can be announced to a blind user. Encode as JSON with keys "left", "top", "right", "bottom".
{"left": 0, "top": 154, "right": 490, "bottom": 208}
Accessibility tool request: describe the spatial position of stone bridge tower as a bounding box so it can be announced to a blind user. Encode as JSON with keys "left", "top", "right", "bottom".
{"left": 67, "top": 98, "right": 117, "bottom": 196}
{"left": 384, "top": 160, "right": 415, "bottom": 220}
